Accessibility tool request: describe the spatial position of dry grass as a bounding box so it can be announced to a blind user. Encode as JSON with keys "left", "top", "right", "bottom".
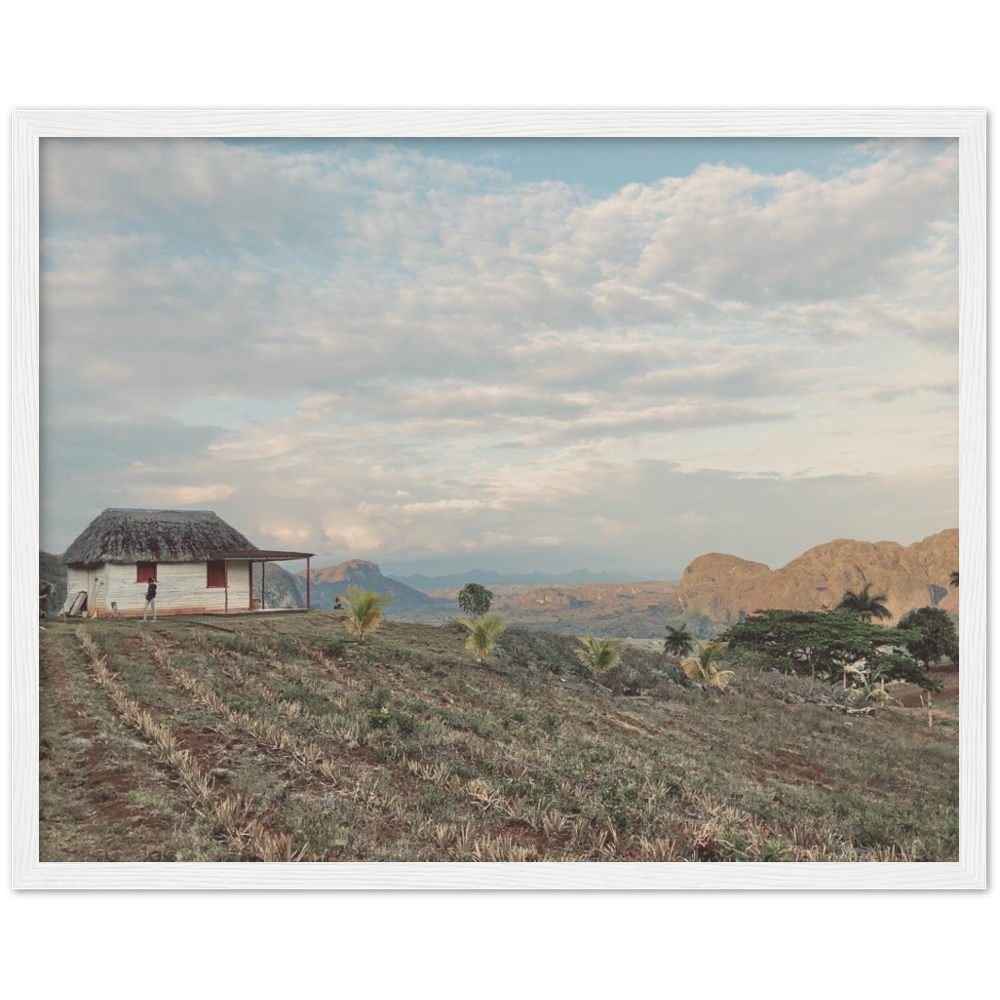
{"left": 37, "top": 612, "right": 959, "bottom": 862}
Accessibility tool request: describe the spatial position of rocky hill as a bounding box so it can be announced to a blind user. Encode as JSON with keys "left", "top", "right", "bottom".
{"left": 252, "top": 563, "right": 304, "bottom": 610}
{"left": 297, "top": 559, "right": 451, "bottom": 621}
{"left": 676, "top": 529, "right": 959, "bottom": 627}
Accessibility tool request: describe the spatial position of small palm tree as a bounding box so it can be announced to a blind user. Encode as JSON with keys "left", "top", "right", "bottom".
{"left": 343, "top": 586, "right": 392, "bottom": 644}
{"left": 835, "top": 583, "right": 892, "bottom": 622}
{"left": 841, "top": 658, "right": 867, "bottom": 691}
{"left": 681, "top": 641, "right": 735, "bottom": 689}
{"left": 949, "top": 570, "right": 959, "bottom": 588}
{"left": 458, "top": 615, "right": 506, "bottom": 664}
{"left": 846, "top": 668, "right": 900, "bottom": 715}
{"left": 664, "top": 624, "right": 696, "bottom": 657}
{"left": 575, "top": 635, "right": 624, "bottom": 676}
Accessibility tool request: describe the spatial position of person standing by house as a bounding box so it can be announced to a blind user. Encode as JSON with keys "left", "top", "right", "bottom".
{"left": 142, "top": 577, "right": 157, "bottom": 622}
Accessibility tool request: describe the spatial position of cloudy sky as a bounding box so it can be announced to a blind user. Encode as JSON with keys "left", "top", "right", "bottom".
{"left": 39, "top": 137, "right": 959, "bottom": 578}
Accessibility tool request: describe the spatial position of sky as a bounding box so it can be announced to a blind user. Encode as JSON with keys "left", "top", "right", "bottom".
{"left": 38, "top": 136, "right": 959, "bottom": 578}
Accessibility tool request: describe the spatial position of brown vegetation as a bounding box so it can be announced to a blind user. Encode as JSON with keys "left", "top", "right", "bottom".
{"left": 38, "top": 612, "right": 958, "bottom": 862}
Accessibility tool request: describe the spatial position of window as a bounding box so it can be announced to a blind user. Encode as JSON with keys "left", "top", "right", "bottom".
{"left": 136, "top": 561, "right": 157, "bottom": 582}
{"left": 207, "top": 560, "right": 227, "bottom": 588}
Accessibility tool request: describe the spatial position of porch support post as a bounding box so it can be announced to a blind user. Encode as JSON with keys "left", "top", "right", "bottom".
{"left": 261, "top": 560, "right": 266, "bottom": 610}
{"left": 224, "top": 559, "right": 229, "bottom": 615}
{"left": 306, "top": 557, "right": 311, "bottom": 611}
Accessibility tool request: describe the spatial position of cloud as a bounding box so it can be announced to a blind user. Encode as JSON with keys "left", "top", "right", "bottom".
{"left": 39, "top": 138, "right": 959, "bottom": 573}
{"left": 323, "top": 521, "right": 383, "bottom": 554}
{"left": 126, "top": 483, "right": 237, "bottom": 506}
{"left": 677, "top": 511, "right": 710, "bottom": 536}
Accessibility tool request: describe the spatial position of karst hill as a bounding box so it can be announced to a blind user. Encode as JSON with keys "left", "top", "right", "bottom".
{"left": 676, "top": 529, "right": 959, "bottom": 626}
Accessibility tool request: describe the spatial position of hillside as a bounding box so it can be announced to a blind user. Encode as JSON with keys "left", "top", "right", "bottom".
{"left": 394, "top": 567, "right": 672, "bottom": 591}
{"left": 38, "top": 612, "right": 959, "bottom": 862}
{"left": 40, "top": 551, "right": 68, "bottom": 615}
{"left": 489, "top": 581, "right": 690, "bottom": 638}
{"left": 297, "top": 559, "right": 452, "bottom": 620}
{"left": 677, "top": 529, "right": 959, "bottom": 627}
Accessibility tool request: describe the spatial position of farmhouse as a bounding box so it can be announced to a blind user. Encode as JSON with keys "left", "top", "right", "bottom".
{"left": 61, "top": 508, "right": 314, "bottom": 617}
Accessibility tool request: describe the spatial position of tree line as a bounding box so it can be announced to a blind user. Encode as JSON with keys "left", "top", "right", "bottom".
{"left": 336, "top": 577, "right": 959, "bottom": 698}
{"left": 666, "top": 583, "right": 958, "bottom": 693}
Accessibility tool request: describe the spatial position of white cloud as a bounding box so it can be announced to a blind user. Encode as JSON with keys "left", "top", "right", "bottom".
{"left": 117, "top": 483, "right": 238, "bottom": 507}
{"left": 323, "top": 521, "right": 382, "bottom": 554}
{"left": 39, "top": 138, "right": 959, "bottom": 572}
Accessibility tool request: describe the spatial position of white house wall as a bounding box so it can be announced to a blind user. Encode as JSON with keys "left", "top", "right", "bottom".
{"left": 66, "top": 566, "right": 108, "bottom": 615}
{"left": 66, "top": 567, "right": 89, "bottom": 601}
{"left": 101, "top": 560, "right": 252, "bottom": 617}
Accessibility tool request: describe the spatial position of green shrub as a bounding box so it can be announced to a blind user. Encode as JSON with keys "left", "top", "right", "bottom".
{"left": 371, "top": 685, "right": 393, "bottom": 711}
{"left": 368, "top": 705, "right": 419, "bottom": 735}
{"left": 323, "top": 636, "right": 348, "bottom": 657}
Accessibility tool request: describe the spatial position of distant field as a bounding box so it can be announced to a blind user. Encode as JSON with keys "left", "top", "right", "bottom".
{"left": 39, "top": 613, "right": 959, "bottom": 862}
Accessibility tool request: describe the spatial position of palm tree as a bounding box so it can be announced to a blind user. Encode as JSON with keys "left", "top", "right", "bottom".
{"left": 343, "top": 586, "right": 392, "bottom": 644}
{"left": 681, "top": 641, "right": 735, "bottom": 689}
{"left": 835, "top": 583, "right": 891, "bottom": 622}
{"left": 458, "top": 616, "right": 506, "bottom": 664}
{"left": 575, "top": 635, "right": 624, "bottom": 676}
{"left": 950, "top": 570, "right": 959, "bottom": 588}
{"left": 663, "top": 624, "right": 696, "bottom": 657}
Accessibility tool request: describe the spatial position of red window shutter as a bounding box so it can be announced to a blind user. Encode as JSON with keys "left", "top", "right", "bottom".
{"left": 137, "top": 562, "right": 157, "bottom": 582}
{"left": 207, "top": 561, "right": 227, "bottom": 588}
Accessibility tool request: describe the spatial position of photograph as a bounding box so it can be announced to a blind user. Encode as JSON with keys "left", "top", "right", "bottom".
{"left": 17, "top": 116, "right": 984, "bottom": 886}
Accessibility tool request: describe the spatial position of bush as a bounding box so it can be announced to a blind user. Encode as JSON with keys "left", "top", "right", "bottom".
{"left": 869, "top": 651, "right": 943, "bottom": 692}
{"left": 368, "top": 704, "right": 419, "bottom": 735}
{"left": 323, "top": 636, "right": 349, "bottom": 658}
{"left": 496, "top": 627, "right": 586, "bottom": 675}
{"left": 723, "top": 646, "right": 797, "bottom": 675}
{"left": 734, "top": 669, "right": 844, "bottom": 705}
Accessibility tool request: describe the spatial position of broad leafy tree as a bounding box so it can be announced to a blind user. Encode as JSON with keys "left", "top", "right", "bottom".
{"left": 867, "top": 650, "right": 942, "bottom": 691}
{"left": 457, "top": 583, "right": 495, "bottom": 619}
{"left": 897, "top": 607, "right": 959, "bottom": 669}
{"left": 720, "top": 609, "right": 927, "bottom": 684}
{"left": 835, "top": 583, "right": 892, "bottom": 622}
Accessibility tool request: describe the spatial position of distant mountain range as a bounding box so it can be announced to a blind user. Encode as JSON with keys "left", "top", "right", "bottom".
{"left": 296, "top": 560, "right": 452, "bottom": 621}
{"left": 390, "top": 567, "right": 671, "bottom": 593}
{"left": 300, "top": 529, "right": 958, "bottom": 636}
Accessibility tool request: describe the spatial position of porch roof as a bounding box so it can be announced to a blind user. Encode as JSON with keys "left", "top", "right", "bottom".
{"left": 209, "top": 549, "right": 314, "bottom": 561}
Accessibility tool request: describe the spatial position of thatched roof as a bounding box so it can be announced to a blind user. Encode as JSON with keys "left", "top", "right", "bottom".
{"left": 63, "top": 509, "right": 258, "bottom": 567}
